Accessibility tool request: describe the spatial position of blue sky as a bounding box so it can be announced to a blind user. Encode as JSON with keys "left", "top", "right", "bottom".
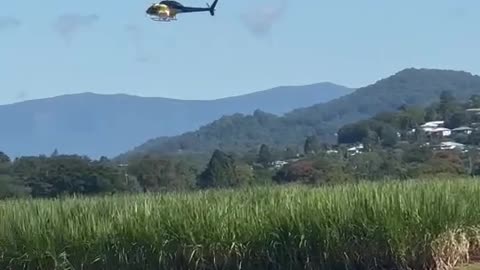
{"left": 0, "top": 0, "right": 479, "bottom": 105}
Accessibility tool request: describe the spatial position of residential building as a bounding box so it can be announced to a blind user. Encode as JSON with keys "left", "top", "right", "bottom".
{"left": 452, "top": 126, "right": 473, "bottom": 135}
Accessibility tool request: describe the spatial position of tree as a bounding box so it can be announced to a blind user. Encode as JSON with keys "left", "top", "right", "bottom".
{"left": 127, "top": 155, "right": 195, "bottom": 192}
{"left": 468, "top": 94, "right": 480, "bottom": 108}
{"left": 0, "top": 175, "right": 30, "bottom": 199}
{"left": 309, "top": 156, "right": 351, "bottom": 185}
{"left": 197, "top": 150, "right": 239, "bottom": 189}
{"left": 445, "top": 112, "right": 469, "bottom": 129}
{"left": 465, "top": 147, "right": 480, "bottom": 176}
{"left": 0, "top": 152, "right": 10, "bottom": 164}
{"left": 234, "top": 163, "right": 254, "bottom": 186}
{"left": 397, "top": 107, "right": 425, "bottom": 130}
{"left": 304, "top": 135, "right": 320, "bottom": 155}
{"left": 401, "top": 144, "right": 432, "bottom": 164}
{"left": 378, "top": 125, "right": 398, "bottom": 147}
{"left": 337, "top": 122, "right": 370, "bottom": 144}
{"left": 257, "top": 144, "right": 273, "bottom": 167}
{"left": 273, "top": 160, "right": 314, "bottom": 183}
{"left": 469, "top": 130, "right": 480, "bottom": 146}
{"left": 283, "top": 147, "right": 298, "bottom": 159}
{"left": 424, "top": 105, "right": 439, "bottom": 122}
{"left": 346, "top": 151, "right": 385, "bottom": 180}
{"left": 438, "top": 90, "right": 459, "bottom": 120}
{"left": 361, "top": 129, "right": 380, "bottom": 151}
{"left": 50, "top": 149, "right": 59, "bottom": 157}
{"left": 414, "top": 151, "right": 466, "bottom": 176}
{"left": 412, "top": 128, "right": 427, "bottom": 144}
{"left": 12, "top": 155, "right": 130, "bottom": 198}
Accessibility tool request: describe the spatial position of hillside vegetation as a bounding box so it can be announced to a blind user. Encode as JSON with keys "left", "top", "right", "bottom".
{"left": 122, "top": 68, "right": 480, "bottom": 158}
{"left": 0, "top": 90, "right": 478, "bottom": 199}
{"left": 1, "top": 179, "right": 480, "bottom": 270}
{"left": 0, "top": 83, "right": 352, "bottom": 158}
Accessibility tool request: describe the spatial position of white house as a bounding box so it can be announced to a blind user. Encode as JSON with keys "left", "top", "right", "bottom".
{"left": 347, "top": 144, "right": 364, "bottom": 156}
{"left": 271, "top": 160, "right": 288, "bottom": 169}
{"left": 452, "top": 126, "right": 473, "bottom": 135}
{"left": 430, "top": 127, "right": 451, "bottom": 137}
{"left": 466, "top": 108, "right": 480, "bottom": 113}
{"left": 422, "top": 126, "right": 451, "bottom": 137}
{"left": 420, "top": 121, "right": 451, "bottom": 137}
{"left": 466, "top": 108, "right": 480, "bottom": 117}
{"left": 439, "top": 141, "right": 465, "bottom": 151}
{"left": 421, "top": 121, "right": 444, "bottom": 128}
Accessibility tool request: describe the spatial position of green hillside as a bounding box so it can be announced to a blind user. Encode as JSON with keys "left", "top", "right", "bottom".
{"left": 119, "top": 68, "right": 480, "bottom": 159}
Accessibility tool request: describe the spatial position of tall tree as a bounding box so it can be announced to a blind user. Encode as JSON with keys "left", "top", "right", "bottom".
{"left": 50, "top": 149, "right": 59, "bottom": 157}
{"left": 379, "top": 125, "right": 398, "bottom": 147}
{"left": 469, "top": 130, "right": 480, "bottom": 146}
{"left": 0, "top": 152, "right": 10, "bottom": 164}
{"left": 257, "top": 144, "right": 273, "bottom": 166}
{"left": 197, "top": 150, "right": 238, "bottom": 189}
{"left": 424, "top": 105, "right": 439, "bottom": 122}
{"left": 445, "top": 112, "right": 469, "bottom": 129}
{"left": 337, "top": 123, "right": 370, "bottom": 144}
{"left": 127, "top": 155, "right": 194, "bottom": 192}
{"left": 304, "top": 135, "right": 321, "bottom": 155}
{"left": 438, "top": 90, "right": 458, "bottom": 120}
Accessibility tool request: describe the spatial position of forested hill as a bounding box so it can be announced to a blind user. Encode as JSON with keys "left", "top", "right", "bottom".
{"left": 118, "top": 68, "right": 480, "bottom": 160}
{"left": 0, "top": 82, "right": 352, "bottom": 159}
{"left": 285, "top": 68, "right": 480, "bottom": 124}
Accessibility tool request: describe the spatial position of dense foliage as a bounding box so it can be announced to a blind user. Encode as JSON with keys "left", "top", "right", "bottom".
{"left": 1, "top": 90, "right": 479, "bottom": 198}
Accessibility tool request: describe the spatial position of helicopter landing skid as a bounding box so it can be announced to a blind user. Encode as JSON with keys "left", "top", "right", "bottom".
{"left": 150, "top": 16, "right": 177, "bottom": 22}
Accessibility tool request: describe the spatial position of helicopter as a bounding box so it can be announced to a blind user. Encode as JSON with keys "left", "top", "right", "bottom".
{"left": 146, "top": 0, "right": 219, "bottom": 22}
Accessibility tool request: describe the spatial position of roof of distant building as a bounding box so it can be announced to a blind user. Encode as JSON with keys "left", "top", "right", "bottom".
{"left": 452, "top": 126, "right": 473, "bottom": 131}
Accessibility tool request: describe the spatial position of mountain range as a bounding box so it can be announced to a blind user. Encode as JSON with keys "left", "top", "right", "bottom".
{"left": 119, "top": 68, "right": 480, "bottom": 160}
{"left": 0, "top": 82, "right": 353, "bottom": 158}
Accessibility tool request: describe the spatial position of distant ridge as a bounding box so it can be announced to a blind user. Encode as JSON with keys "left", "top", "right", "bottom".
{"left": 0, "top": 82, "right": 353, "bottom": 158}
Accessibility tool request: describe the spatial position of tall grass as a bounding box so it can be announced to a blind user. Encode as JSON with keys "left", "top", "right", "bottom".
{"left": 0, "top": 177, "right": 479, "bottom": 269}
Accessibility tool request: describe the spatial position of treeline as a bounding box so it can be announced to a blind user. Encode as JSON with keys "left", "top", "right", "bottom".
{"left": 0, "top": 147, "right": 281, "bottom": 199}
{"left": 0, "top": 92, "right": 479, "bottom": 199}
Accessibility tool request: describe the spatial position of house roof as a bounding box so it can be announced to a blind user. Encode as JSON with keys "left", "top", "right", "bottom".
{"left": 452, "top": 126, "right": 473, "bottom": 131}
{"left": 424, "top": 127, "right": 450, "bottom": 132}
{"left": 466, "top": 108, "right": 480, "bottom": 112}
{"left": 421, "top": 121, "right": 444, "bottom": 127}
{"left": 440, "top": 141, "right": 465, "bottom": 147}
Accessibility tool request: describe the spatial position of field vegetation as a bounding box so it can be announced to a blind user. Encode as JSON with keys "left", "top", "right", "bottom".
{"left": 0, "top": 177, "right": 479, "bottom": 269}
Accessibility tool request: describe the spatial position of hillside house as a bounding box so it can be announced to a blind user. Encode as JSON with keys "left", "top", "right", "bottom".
{"left": 347, "top": 144, "right": 364, "bottom": 156}
{"left": 421, "top": 121, "right": 444, "bottom": 128}
{"left": 419, "top": 121, "right": 451, "bottom": 138}
{"left": 467, "top": 108, "right": 480, "bottom": 121}
{"left": 466, "top": 108, "right": 480, "bottom": 114}
{"left": 452, "top": 126, "right": 473, "bottom": 135}
{"left": 434, "top": 141, "right": 465, "bottom": 151}
{"left": 271, "top": 160, "right": 288, "bottom": 169}
{"left": 423, "top": 127, "right": 451, "bottom": 137}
